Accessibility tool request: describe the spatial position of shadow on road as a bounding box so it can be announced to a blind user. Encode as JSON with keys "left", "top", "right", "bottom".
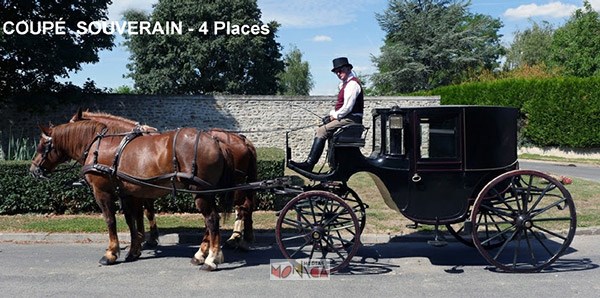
{"left": 114, "top": 230, "right": 598, "bottom": 275}
{"left": 342, "top": 234, "right": 599, "bottom": 275}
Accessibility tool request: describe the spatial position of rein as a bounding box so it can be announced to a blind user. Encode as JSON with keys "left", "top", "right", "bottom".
{"left": 208, "top": 124, "right": 315, "bottom": 135}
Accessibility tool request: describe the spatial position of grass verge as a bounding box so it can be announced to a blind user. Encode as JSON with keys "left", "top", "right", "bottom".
{"left": 519, "top": 153, "right": 600, "bottom": 166}
{"left": 1, "top": 170, "right": 597, "bottom": 235}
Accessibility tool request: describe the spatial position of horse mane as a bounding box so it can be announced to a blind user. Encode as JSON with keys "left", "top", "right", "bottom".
{"left": 82, "top": 111, "right": 140, "bottom": 126}
{"left": 52, "top": 120, "right": 111, "bottom": 157}
{"left": 81, "top": 111, "right": 158, "bottom": 132}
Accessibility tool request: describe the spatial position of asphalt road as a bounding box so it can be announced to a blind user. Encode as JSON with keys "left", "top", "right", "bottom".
{"left": 0, "top": 234, "right": 598, "bottom": 297}
{"left": 519, "top": 160, "right": 600, "bottom": 182}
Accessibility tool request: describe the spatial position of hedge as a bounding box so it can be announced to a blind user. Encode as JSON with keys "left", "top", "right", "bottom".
{"left": 0, "top": 147, "right": 285, "bottom": 215}
{"left": 427, "top": 77, "right": 600, "bottom": 148}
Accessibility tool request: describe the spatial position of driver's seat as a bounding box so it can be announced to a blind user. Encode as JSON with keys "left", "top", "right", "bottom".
{"left": 332, "top": 124, "right": 366, "bottom": 147}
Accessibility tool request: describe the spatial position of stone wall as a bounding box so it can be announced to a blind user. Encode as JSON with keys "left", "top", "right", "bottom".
{"left": 0, "top": 95, "right": 440, "bottom": 160}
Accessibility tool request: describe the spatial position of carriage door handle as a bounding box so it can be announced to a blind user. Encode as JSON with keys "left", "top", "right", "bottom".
{"left": 412, "top": 173, "right": 422, "bottom": 183}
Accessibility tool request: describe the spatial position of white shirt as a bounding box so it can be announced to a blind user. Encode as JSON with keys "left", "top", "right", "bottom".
{"left": 330, "top": 75, "right": 361, "bottom": 120}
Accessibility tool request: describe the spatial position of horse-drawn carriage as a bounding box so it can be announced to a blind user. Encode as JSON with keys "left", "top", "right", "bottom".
{"left": 282, "top": 105, "right": 576, "bottom": 273}
{"left": 30, "top": 105, "right": 576, "bottom": 273}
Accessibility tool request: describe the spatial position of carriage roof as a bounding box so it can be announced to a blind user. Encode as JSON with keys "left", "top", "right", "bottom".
{"left": 371, "top": 105, "right": 519, "bottom": 171}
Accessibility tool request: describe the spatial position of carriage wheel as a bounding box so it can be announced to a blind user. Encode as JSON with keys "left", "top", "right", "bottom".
{"left": 275, "top": 190, "right": 361, "bottom": 273}
{"left": 333, "top": 186, "right": 367, "bottom": 234}
{"left": 446, "top": 210, "right": 506, "bottom": 250}
{"left": 471, "top": 170, "right": 577, "bottom": 272}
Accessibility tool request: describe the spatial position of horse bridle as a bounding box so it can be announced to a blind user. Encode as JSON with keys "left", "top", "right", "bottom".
{"left": 30, "top": 135, "right": 54, "bottom": 178}
{"left": 32, "top": 128, "right": 106, "bottom": 178}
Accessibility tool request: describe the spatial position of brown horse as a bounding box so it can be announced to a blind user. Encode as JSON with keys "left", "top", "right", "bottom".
{"left": 70, "top": 109, "right": 258, "bottom": 249}
{"left": 69, "top": 110, "right": 162, "bottom": 247}
{"left": 30, "top": 120, "right": 233, "bottom": 270}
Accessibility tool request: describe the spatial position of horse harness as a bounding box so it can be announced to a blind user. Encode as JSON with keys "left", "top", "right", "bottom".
{"left": 81, "top": 128, "right": 216, "bottom": 198}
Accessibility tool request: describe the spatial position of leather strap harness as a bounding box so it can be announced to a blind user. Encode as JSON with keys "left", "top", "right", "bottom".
{"left": 81, "top": 128, "right": 215, "bottom": 196}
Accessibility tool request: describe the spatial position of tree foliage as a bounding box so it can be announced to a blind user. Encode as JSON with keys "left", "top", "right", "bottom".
{"left": 277, "top": 46, "right": 313, "bottom": 95}
{"left": 0, "top": 0, "right": 114, "bottom": 99}
{"left": 124, "top": 0, "right": 284, "bottom": 95}
{"left": 505, "top": 21, "right": 554, "bottom": 70}
{"left": 549, "top": 0, "right": 600, "bottom": 77}
{"left": 371, "top": 0, "right": 504, "bottom": 94}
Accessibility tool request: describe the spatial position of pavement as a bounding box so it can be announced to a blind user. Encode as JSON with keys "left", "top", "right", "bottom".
{"left": 2, "top": 226, "right": 600, "bottom": 245}
{"left": 0, "top": 231, "right": 416, "bottom": 245}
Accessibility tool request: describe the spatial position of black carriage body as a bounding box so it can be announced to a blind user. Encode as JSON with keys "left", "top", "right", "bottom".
{"left": 288, "top": 106, "right": 519, "bottom": 225}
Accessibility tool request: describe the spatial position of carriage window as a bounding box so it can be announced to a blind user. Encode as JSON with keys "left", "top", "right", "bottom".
{"left": 418, "top": 116, "right": 458, "bottom": 159}
{"left": 385, "top": 114, "right": 404, "bottom": 156}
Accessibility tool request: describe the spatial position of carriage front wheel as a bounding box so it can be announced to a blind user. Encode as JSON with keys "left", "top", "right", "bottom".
{"left": 275, "top": 190, "right": 361, "bottom": 272}
{"left": 471, "top": 170, "right": 577, "bottom": 272}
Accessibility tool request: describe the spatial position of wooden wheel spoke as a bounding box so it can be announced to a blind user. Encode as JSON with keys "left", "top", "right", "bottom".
{"left": 481, "top": 223, "right": 516, "bottom": 247}
{"left": 289, "top": 238, "right": 312, "bottom": 258}
{"left": 281, "top": 217, "right": 311, "bottom": 230}
{"left": 531, "top": 223, "right": 569, "bottom": 241}
{"left": 530, "top": 227, "right": 556, "bottom": 257}
{"left": 529, "top": 198, "right": 569, "bottom": 218}
{"left": 491, "top": 228, "right": 520, "bottom": 261}
{"left": 528, "top": 182, "right": 555, "bottom": 213}
{"left": 471, "top": 171, "right": 576, "bottom": 272}
{"left": 323, "top": 234, "right": 349, "bottom": 261}
{"left": 275, "top": 190, "right": 361, "bottom": 273}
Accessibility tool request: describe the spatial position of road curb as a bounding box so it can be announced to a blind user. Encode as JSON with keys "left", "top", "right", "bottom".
{"left": 2, "top": 226, "right": 598, "bottom": 245}
{"left": 0, "top": 231, "right": 434, "bottom": 244}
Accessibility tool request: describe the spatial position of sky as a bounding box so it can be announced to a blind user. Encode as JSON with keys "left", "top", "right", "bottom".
{"left": 64, "top": 0, "right": 598, "bottom": 95}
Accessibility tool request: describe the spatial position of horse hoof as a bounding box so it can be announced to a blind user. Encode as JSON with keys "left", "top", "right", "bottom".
{"left": 142, "top": 240, "right": 159, "bottom": 249}
{"left": 190, "top": 257, "right": 205, "bottom": 266}
{"left": 99, "top": 256, "right": 116, "bottom": 266}
{"left": 223, "top": 238, "right": 240, "bottom": 249}
{"left": 125, "top": 253, "right": 141, "bottom": 262}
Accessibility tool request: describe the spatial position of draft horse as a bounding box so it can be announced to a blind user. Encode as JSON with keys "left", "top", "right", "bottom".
{"left": 70, "top": 110, "right": 258, "bottom": 249}
{"left": 30, "top": 120, "right": 234, "bottom": 270}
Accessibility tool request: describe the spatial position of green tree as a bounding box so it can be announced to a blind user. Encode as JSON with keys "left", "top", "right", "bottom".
{"left": 277, "top": 46, "right": 313, "bottom": 95}
{"left": 371, "top": 0, "right": 504, "bottom": 94}
{"left": 124, "top": 0, "right": 284, "bottom": 95}
{"left": 549, "top": 1, "right": 600, "bottom": 77}
{"left": 505, "top": 21, "right": 554, "bottom": 70}
{"left": 112, "top": 85, "right": 137, "bottom": 94}
{"left": 0, "top": 0, "right": 114, "bottom": 99}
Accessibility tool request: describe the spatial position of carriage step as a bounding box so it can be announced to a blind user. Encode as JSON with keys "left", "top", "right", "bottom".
{"left": 427, "top": 239, "right": 448, "bottom": 247}
{"left": 406, "top": 222, "right": 419, "bottom": 229}
{"left": 427, "top": 232, "right": 448, "bottom": 247}
{"left": 428, "top": 223, "right": 447, "bottom": 247}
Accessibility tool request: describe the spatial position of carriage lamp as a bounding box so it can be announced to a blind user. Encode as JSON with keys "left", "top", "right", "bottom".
{"left": 387, "top": 114, "right": 404, "bottom": 155}
{"left": 389, "top": 114, "right": 403, "bottom": 129}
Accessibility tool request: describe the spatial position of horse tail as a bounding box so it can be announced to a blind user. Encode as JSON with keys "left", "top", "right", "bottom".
{"left": 243, "top": 137, "right": 258, "bottom": 206}
{"left": 239, "top": 134, "right": 258, "bottom": 182}
{"left": 216, "top": 140, "right": 236, "bottom": 217}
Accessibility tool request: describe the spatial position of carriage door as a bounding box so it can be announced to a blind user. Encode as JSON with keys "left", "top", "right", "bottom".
{"left": 406, "top": 109, "right": 468, "bottom": 223}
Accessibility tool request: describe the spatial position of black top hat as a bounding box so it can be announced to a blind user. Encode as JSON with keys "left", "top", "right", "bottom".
{"left": 331, "top": 57, "right": 353, "bottom": 72}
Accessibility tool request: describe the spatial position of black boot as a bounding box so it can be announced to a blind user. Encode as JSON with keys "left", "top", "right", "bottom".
{"left": 289, "top": 138, "right": 326, "bottom": 172}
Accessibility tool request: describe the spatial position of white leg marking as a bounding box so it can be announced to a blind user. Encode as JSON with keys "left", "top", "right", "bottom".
{"left": 194, "top": 248, "right": 206, "bottom": 264}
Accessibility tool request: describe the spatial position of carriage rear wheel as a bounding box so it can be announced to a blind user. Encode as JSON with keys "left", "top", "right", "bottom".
{"left": 275, "top": 190, "right": 361, "bottom": 273}
{"left": 471, "top": 170, "right": 577, "bottom": 272}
